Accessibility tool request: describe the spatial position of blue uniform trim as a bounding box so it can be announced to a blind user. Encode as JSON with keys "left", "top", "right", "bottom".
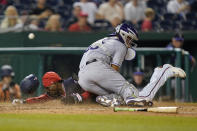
{"left": 111, "top": 62, "right": 121, "bottom": 67}
{"left": 108, "top": 33, "right": 125, "bottom": 45}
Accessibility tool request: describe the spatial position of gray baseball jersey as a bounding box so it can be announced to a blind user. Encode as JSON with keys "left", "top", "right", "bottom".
{"left": 79, "top": 36, "right": 127, "bottom": 70}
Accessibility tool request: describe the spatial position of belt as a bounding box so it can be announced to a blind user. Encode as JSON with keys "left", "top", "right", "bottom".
{"left": 86, "top": 59, "right": 97, "bottom": 65}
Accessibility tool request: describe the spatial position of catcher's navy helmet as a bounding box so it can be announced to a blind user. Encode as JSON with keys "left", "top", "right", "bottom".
{"left": 20, "top": 74, "right": 39, "bottom": 94}
{"left": 0, "top": 65, "right": 15, "bottom": 78}
{"left": 115, "top": 23, "right": 138, "bottom": 48}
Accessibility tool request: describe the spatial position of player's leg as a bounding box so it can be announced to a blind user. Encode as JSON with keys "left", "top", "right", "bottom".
{"left": 138, "top": 64, "right": 186, "bottom": 101}
{"left": 91, "top": 62, "right": 139, "bottom": 103}
{"left": 78, "top": 77, "right": 109, "bottom": 96}
{"left": 78, "top": 61, "right": 139, "bottom": 106}
{"left": 78, "top": 64, "right": 110, "bottom": 96}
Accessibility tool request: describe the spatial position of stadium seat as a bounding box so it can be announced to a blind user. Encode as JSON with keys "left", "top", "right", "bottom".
{"left": 160, "top": 20, "right": 173, "bottom": 31}
{"left": 57, "top": 10, "right": 71, "bottom": 19}
{"left": 163, "top": 13, "right": 176, "bottom": 20}
{"left": 62, "top": 0, "right": 74, "bottom": 4}
{"left": 39, "top": 19, "right": 47, "bottom": 28}
{"left": 48, "top": 0, "right": 59, "bottom": 6}
{"left": 152, "top": 21, "right": 162, "bottom": 31}
{"left": 157, "top": 8, "right": 167, "bottom": 15}
{"left": 14, "top": 5, "right": 25, "bottom": 10}
{"left": 181, "top": 21, "right": 195, "bottom": 30}
{"left": 172, "top": 22, "right": 182, "bottom": 30}
{"left": 186, "top": 12, "right": 197, "bottom": 21}
{"left": 147, "top": 0, "right": 166, "bottom": 9}
{"left": 153, "top": 14, "right": 162, "bottom": 22}
{"left": 19, "top": 0, "right": 35, "bottom": 5}
{"left": 135, "top": 20, "right": 142, "bottom": 30}
{"left": 174, "top": 14, "right": 184, "bottom": 21}
{"left": 147, "top": 0, "right": 159, "bottom": 8}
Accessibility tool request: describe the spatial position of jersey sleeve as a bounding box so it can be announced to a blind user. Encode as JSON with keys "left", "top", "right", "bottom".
{"left": 25, "top": 94, "right": 52, "bottom": 104}
{"left": 111, "top": 42, "right": 127, "bottom": 67}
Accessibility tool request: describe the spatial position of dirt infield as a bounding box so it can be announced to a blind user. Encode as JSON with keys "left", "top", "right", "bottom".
{"left": 0, "top": 100, "right": 197, "bottom": 117}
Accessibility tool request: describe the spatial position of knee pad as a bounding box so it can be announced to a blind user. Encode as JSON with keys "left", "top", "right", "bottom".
{"left": 119, "top": 82, "right": 139, "bottom": 100}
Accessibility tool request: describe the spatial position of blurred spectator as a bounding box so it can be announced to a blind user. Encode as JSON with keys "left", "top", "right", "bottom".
{"left": 30, "top": 0, "right": 53, "bottom": 19}
{"left": 0, "top": 65, "right": 21, "bottom": 102}
{"left": 96, "top": 0, "right": 124, "bottom": 27}
{"left": 167, "top": 32, "right": 196, "bottom": 67}
{"left": 68, "top": 11, "right": 91, "bottom": 32}
{"left": 66, "top": 5, "right": 82, "bottom": 28}
{"left": 167, "top": 33, "right": 184, "bottom": 49}
{"left": 0, "top": 5, "right": 22, "bottom": 29}
{"left": 28, "top": 19, "right": 40, "bottom": 30}
{"left": 0, "top": 0, "right": 7, "bottom": 5}
{"left": 16, "top": 15, "right": 40, "bottom": 31}
{"left": 124, "top": 0, "right": 146, "bottom": 25}
{"left": 167, "top": 0, "right": 190, "bottom": 16}
{"left": 128, "top": 68, "right": 147, "bottom": 91}
{"left": 73, "top": 0, "right": 97, "bottom": 24}
{"left": 45, "top": 14, "right": 62, "bottom": 32}
{"left": 141, "top": 8, "right": 155, "bottom": 32}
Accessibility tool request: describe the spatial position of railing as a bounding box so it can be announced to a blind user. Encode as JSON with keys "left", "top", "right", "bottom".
{"left": 0, "top": 47, "right": 190, "bottom": 102}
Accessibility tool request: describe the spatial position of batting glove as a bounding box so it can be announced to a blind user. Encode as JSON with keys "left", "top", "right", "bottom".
{"left": 12, "top": 99, "right": 25, "bottom": 105}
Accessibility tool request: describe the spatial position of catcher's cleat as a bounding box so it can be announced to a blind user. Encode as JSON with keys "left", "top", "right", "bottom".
{"left": 96, "top": 95, "right": 123, "bottom": 107}
{"left": 170, "top": 66, "right": 186, "bottom": 78}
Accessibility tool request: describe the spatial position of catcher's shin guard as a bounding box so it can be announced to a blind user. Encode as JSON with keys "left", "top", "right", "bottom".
{"left": 96, "top": 94, "right": 124, "bottom": 107}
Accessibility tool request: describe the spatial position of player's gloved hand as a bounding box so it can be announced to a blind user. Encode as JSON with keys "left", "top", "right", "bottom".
{"left": 71, "top": 93, "right": 83, "bottom": 104}
{"left": 61, "top": 93, "right": 82, "bottom": 104}
{"left": 12, "top": 99, "right": 25, "bottom": 105}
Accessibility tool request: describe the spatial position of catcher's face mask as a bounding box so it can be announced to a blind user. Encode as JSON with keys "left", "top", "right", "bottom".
{"left": 125, "top": 36, "right": 138, "bottom": 48}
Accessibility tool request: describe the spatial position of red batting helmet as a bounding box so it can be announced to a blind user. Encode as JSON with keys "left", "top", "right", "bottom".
{"left": 42, "top": 72, "right": 62, "bottom": 87}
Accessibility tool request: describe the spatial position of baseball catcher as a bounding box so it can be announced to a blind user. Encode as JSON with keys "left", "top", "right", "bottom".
{"left": 78, "top": 23, "right": 186, "bottom": 107}
{"left": 13, "top": 72, "right": 90, "bottom": 104}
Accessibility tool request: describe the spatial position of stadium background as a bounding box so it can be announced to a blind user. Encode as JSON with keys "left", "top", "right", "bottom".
{"left": 0, "top": 0, "right": 197, "bottom": 101}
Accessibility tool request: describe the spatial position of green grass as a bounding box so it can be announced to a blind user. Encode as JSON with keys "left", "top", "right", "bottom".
{"left": 0, "top": 113, "right": 196, "bottom": 131}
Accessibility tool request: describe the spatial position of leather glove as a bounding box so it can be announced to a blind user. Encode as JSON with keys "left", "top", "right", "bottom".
{"left": 12, "top": 99, "right": 25, "bottom": 105}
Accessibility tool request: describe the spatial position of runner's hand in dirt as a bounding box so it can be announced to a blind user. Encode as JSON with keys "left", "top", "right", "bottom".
{"left": 12, "top": 99, "right": 25, "bottom": 105}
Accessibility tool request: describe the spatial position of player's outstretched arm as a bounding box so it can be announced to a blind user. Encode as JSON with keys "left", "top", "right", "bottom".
{"left": 25, "top": 94, "right": 52, "bottom": 104}
{"left": 12, "top": 94, "right": 52, "bottom": 105}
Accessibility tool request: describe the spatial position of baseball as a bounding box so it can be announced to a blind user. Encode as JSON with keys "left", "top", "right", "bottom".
{"left": 28, "top": 33, "right": 35, "bottom": 39}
